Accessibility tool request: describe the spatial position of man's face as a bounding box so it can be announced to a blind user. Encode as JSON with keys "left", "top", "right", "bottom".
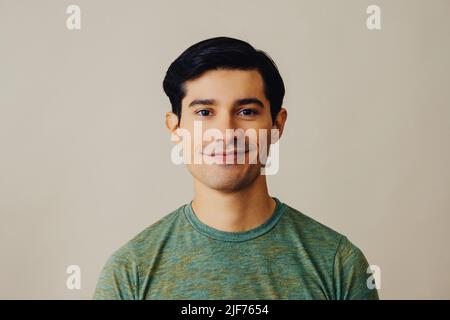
{"left": 168, "top": 69, "right": 285, "bottom": 193}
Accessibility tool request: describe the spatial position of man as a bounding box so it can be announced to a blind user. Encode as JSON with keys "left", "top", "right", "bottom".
{"left": 93, "top": 37, "right": 379, "bottom": 300}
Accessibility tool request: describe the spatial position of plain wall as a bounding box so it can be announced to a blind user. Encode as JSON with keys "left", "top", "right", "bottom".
{"left": 0, "top": 0, "right": 449, "bottom": 299}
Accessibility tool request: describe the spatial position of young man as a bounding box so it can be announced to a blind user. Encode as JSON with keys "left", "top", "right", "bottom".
{"left": 93, "top": 37, "right": 379, "bottom": 300}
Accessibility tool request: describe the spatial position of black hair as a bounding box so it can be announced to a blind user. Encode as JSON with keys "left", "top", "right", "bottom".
{"left": 162, "top": 37, "right": 285, "bottom": 124}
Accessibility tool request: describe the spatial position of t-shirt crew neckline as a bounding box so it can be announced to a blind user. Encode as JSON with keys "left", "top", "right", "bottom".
{"left": 183, "top": 197, "right": 286, "bottom": 242}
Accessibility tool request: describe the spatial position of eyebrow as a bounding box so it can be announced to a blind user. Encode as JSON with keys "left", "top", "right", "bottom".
{"left": 188, "top": 97, "right": 265, "bottom": 109}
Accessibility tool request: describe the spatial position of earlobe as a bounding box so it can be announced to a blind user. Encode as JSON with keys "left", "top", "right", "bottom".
{"left": 272, "top": 108, "right": 287, "bottom": 139}
{"left": 165, "top": 112, "right": 181, "bottom": 142}
{"left": 165, "top": 112, "right": 179, "bottom": 132}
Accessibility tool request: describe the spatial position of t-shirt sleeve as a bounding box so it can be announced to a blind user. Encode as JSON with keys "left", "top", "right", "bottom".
{"left": 333, "top": 235, "right": 380, "bottom": 300}
{"left": 93, "top": 243, "right": 139, "bottom": 300}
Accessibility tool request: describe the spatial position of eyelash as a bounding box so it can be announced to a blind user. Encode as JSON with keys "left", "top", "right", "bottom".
{"left": 196, "top": 109, "right": 213, "bottom": 117}
{"left": 195, "top": 109, "right": 258, "bottom": 117}
{"left": 238, "top": 109, "right": 258, "bottom": 116}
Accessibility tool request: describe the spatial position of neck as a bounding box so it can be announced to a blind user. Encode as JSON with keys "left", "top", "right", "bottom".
{"left": 191, "top": 175, "right": 276, "bottom": 232}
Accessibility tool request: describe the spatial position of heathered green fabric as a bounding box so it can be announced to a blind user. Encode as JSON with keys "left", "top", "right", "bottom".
{"left": 94, "top": 197, "right": 379, "bottom": 300}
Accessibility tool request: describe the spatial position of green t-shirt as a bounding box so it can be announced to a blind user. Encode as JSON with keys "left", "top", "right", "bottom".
{"left": 94, "top": 197, "right": 379, "bottom": 300}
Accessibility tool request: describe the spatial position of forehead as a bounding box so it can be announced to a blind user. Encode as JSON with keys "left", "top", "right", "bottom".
{"left": 183, "top": 69, "right": 266, "bottom": 102}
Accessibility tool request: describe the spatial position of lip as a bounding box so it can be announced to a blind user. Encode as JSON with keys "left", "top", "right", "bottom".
{"left": 202, "top": 150, "right": 249, "bottom": 157}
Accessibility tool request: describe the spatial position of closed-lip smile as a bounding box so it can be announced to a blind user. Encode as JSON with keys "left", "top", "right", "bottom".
{"left": 202, "top": 149, "right": 249, "bottom": 157}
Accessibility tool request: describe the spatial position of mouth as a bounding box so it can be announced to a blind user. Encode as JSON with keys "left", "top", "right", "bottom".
{"left": 202, "top": 150, "right": 249, "bottom": 157}
{"left": 201, "top": 150, "right": 249, "bottom": 166}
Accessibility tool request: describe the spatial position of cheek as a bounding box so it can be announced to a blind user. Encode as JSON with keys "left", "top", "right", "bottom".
{"left": 178, "top": 108, "right": 192, "bottom": 126}
{"left": 246, "top": 118, "right": 273, "bottom": 134}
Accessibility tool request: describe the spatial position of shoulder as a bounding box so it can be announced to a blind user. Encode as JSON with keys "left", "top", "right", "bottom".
{"left": 94, "top": 205, "right": 187, "bottom": 299}
{"left": 278, "top": 202, "right": 370, "bottom": 269}
{"left": 280, "top": 202, "right": 378, "bottom": 299}
{"left": 110, "top": 203, "right": 186, "bottom": 262}
{"left": 280, "top": 202, "right": 345, "bottom": 250}
{"left": 281, "top": 202, "right": 370, "bottom": 261}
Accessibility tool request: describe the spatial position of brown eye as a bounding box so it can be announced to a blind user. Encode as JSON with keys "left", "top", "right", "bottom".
{"left": 238, "top": 109, "right": 257, "bottom": 116}
{"left": 196, "top": 109, "right": 212, "bottom": 116}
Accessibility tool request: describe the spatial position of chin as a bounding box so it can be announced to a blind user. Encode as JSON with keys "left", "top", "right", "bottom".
{"left": 188, "top": 164, "right": 261, "bottom": 192}
{"left": 204, "top": 180, "right": 250, "bottom": 193}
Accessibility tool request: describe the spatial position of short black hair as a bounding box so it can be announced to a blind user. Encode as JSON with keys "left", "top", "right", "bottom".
{"left": 163, "top": 37, "right": 285, "bottom": 124}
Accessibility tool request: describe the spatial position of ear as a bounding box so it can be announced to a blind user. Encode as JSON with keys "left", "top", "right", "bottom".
{"left": 271, "top": 107, "right": 287, "bottom": 143}
{"left": 165, "top": 112, "right": 180, "bottom": 142}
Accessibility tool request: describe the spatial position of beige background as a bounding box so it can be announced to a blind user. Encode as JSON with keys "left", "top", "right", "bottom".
{"left": 1, "top": 0, "right": 449, "bottom": 299}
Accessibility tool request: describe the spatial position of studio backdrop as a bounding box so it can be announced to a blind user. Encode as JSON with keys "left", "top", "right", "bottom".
{"left": 0, "top": 0, "right": 449, "bottom": 299}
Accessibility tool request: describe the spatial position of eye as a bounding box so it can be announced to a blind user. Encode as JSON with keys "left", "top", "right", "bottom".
{"left": 196, "top": 109, "right": 212, "bottom": 117}
{"left": 238, "top": 108, "right": 258, "bottom": 116}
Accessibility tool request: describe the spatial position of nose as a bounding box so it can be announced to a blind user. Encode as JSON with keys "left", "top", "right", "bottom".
{"left": 209, "top": 113, "right": 238, "bottom": 150}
